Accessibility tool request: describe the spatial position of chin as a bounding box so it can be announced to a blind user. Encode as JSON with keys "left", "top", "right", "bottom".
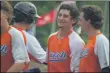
{"left": 58, "top": 25, "right": 63, "bottom": 28}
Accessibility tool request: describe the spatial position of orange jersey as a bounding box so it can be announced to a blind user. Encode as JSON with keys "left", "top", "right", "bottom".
{"left": 1, "top": 27, "right": 12, "bottom": 72}
{"left": 79, "top": 33, "right": 109, "bottom": 72}
{"left": 1, "top": 26, "right": 29, "bottom": 72}
{"left": 47, "top": 31, "right": 84, "bottom": 72}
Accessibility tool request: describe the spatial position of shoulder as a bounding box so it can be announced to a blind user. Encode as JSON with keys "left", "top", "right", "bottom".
{"left": 69, "top": 31, "right": 85, "bottom": 45}
{"left": 8, "top": 27, "right": 23, "bottom": 39}
{"left": 49, "top": 32, "right": 57, "bottom": 38}
{"left": 69, "top": 31, "right": 85, "bottom": 52}
{"left": 23, "top": 31, "right": 38, "bottom": 43}
{"left": 95, "top": 34, "right": 109, "bottom": 51}
{"left": 96, "top": 34, "right": 109, "bottom": 46}
{"left": 48, "top": 32, "right": 57, "bottom": 41}
{"left": 96, "top": 34, "right": 109, "bottom": 42}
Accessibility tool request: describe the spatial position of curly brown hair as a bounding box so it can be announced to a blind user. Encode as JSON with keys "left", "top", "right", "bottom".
{"left": 57, "top": 3, "right": 80, "bottom": 26}
{"left": 80, "top": 5, "right": 104, "bottom": 29}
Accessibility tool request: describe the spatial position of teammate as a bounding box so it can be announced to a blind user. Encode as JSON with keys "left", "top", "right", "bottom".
{"left": 78, "top": 5, "right": 109, "bottom": 72}
{"left": 46, "top": 3, "right": 84, "bottom": 72}
{"left": 1, "top": 1, "right": 30, "bottom": 72}
{"left": 12, "top": 2, "right": 46, "bottom": 72}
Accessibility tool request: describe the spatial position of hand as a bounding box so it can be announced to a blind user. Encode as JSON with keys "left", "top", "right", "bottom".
{"left": 22, "top": 68, "right": 41, "bottom": 73}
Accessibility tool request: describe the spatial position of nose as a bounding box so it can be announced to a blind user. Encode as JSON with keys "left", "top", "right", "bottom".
{"left": 58, "top": 15, "right": 64, "bottom": 21}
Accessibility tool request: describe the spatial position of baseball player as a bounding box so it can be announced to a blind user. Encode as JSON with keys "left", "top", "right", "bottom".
{"left": 46, "top": 3, "right": 84, "bottom": 72}
{"left": 12, "top": 2, "right": 46, "bottom": 72}
{"left": 78, "top": 5, "right": 109, "bottom": 72}
{"left": 1, "top": 1, "right": 30, "bottom": 72}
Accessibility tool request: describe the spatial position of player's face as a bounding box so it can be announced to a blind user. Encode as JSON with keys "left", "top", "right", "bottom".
{"left": 1, "top": 10, "right": 8, "bottom": 30}
{"left": 78, "top": 12, "right": 89, "bottom": 32}
{"left": 26, "top": 24, "right": 33, "bottom": 30}
{"left": 25, "top": 18, "right": 36, "bottom": 30}
{"left": 57, "top": 9, "right": 74, "bottom": 28}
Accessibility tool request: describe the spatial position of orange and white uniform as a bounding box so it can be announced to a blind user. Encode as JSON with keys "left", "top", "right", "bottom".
{"left": 1, "top": 26, "right": 30, "bottom": 72}
{"left": 14, "top": 26, "right": 46, "bottom": 63}
{"left": 79, "top": 33, "right": 109, "bottom": 72}
{"left": 47, "top": 30, "right": 84, "bottom": 72}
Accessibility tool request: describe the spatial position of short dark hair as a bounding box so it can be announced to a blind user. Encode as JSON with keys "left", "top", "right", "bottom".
{"left": 80, "top": 5, "right": 104, "bottom": 29}
{"left": 58, "top": 3, "right": 79, "bottom": 26}
{"left": 1, "top": 1, "right": 13, "bottom": 23}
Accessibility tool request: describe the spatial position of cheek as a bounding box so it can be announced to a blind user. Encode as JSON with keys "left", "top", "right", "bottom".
{"left": 67, "top": 19, "right": 72, "bottom": 24}
{"left": 1, "top": 16, "right": 4, "bottom": 26}
{"left": 80, "top": 21, "right": 87, "bottom": 30}
{"left": 79, "top": 20, "right": 84, "bottom": 27}
{"left": 57, "top": 18, "right": 59, "bottom": 23}
{"left": 1, "top": 14, "right": 6, "bottom": 22}
{"left": 83, "top": 24, "right": 89, "bottom": 31}
{"left": 57, "top": 17, "right": 60, "bottom": 23}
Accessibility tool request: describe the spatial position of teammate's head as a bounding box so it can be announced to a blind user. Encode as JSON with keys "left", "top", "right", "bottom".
{"left": 1, "top": 1, "right": 13, "bottom": 32}
{"left": 57, "top": 3, "right": 79, "bottom": 28}
{"left": 79, "top": 5, "right": 104, "bottom": 32}
{"left": 13, "top": 2, "right": 40, "bottom": 29}
{"left": 1, "top": 1, "right": 13, "bottom": 23}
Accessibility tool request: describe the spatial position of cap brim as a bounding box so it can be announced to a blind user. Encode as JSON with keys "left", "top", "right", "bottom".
{"left": 35, "top": 14, "right": 41, "bottom": 18}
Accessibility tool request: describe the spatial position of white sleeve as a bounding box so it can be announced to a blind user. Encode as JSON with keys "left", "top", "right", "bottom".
{"left": 95, "top": 36, "right": 109, "bottom": 69}
{"left": 26, "top": 34, "right": 46, "bottom": 63}
{"left": 70, "top": 41, "right": 84, "bottom": 72}
{"left": 9, "top": 28, "right": 30, "bottom": 63}
{"left": 45, "top": 48, "right": 48, "bottom": 63}
{"left": 69, "top": 32, "right": 85, "bottom": 72}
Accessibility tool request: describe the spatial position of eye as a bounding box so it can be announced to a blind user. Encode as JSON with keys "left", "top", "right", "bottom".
{"left": 58, "top": 13, "right": 62, "bottom": 17}
{"left": 63, "top": 14, "right": 68, "bottom": 18}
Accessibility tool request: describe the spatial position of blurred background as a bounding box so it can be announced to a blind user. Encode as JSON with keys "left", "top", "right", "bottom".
{"left": 8, "top": 0, "right": 109, "bottom": 72}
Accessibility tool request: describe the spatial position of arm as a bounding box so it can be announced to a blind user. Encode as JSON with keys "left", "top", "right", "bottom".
{"left": 42, "top": 36, "right": 51, "bottom": 65}
{"left": 7, "top": 30, "right": 30, "bottom": 72}
{"left": 42, "top": 48, "right": 48, "bottom": 65}
{"left": 7, "top": 63, "right": 25, "bottom": 72}
{"left": 101, "top": 67, "right": 109, "bottom": 72}
{"left": 95, "top": 38, "right": 109, "bottom": 72}
{"left": 26, "top": 33, "right": 46, "bottom": 63}
{"left": 43, "top": 62, "right": 48, "bottom": 65}
{"left": 70, "top": 40, "right": 84, "bottom": 72}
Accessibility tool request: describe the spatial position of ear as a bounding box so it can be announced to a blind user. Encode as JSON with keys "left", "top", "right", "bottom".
{"left": 87, "top": 19, "right": 90, "bottom": 24}
{"left": 87, "top": 19, "right": 91, "bottom": 28}
{"left": 3, "top": 11, "right": 9, "bottom": 19}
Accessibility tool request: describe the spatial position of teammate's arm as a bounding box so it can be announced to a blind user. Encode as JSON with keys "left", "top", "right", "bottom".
{"left": 7, "top": 63, "right": 25, "bottom": 72}
{"left": 43, "top": 48, "right": 48, "bottom": 65}
{"left": 26, "top": 33, "right": 46, "bottom": 63}
{"left": 7, "top": 30, "right": 30, "bottom": 72}
{"left": 42, "top": 36, "right": 51, "bottom": 65}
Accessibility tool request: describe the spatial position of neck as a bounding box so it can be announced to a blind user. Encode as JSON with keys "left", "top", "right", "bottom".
{"left": 58, "top": 27, "right": 72, "bottom": 39}
{"left": 13, "top": 22, "right": 26, "bottom": 30}
{"left": 1, "top": 22, "right": 9, "bottom": 34}
{"left": 87, "top": 28, "right": 101, "bottom": 38}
